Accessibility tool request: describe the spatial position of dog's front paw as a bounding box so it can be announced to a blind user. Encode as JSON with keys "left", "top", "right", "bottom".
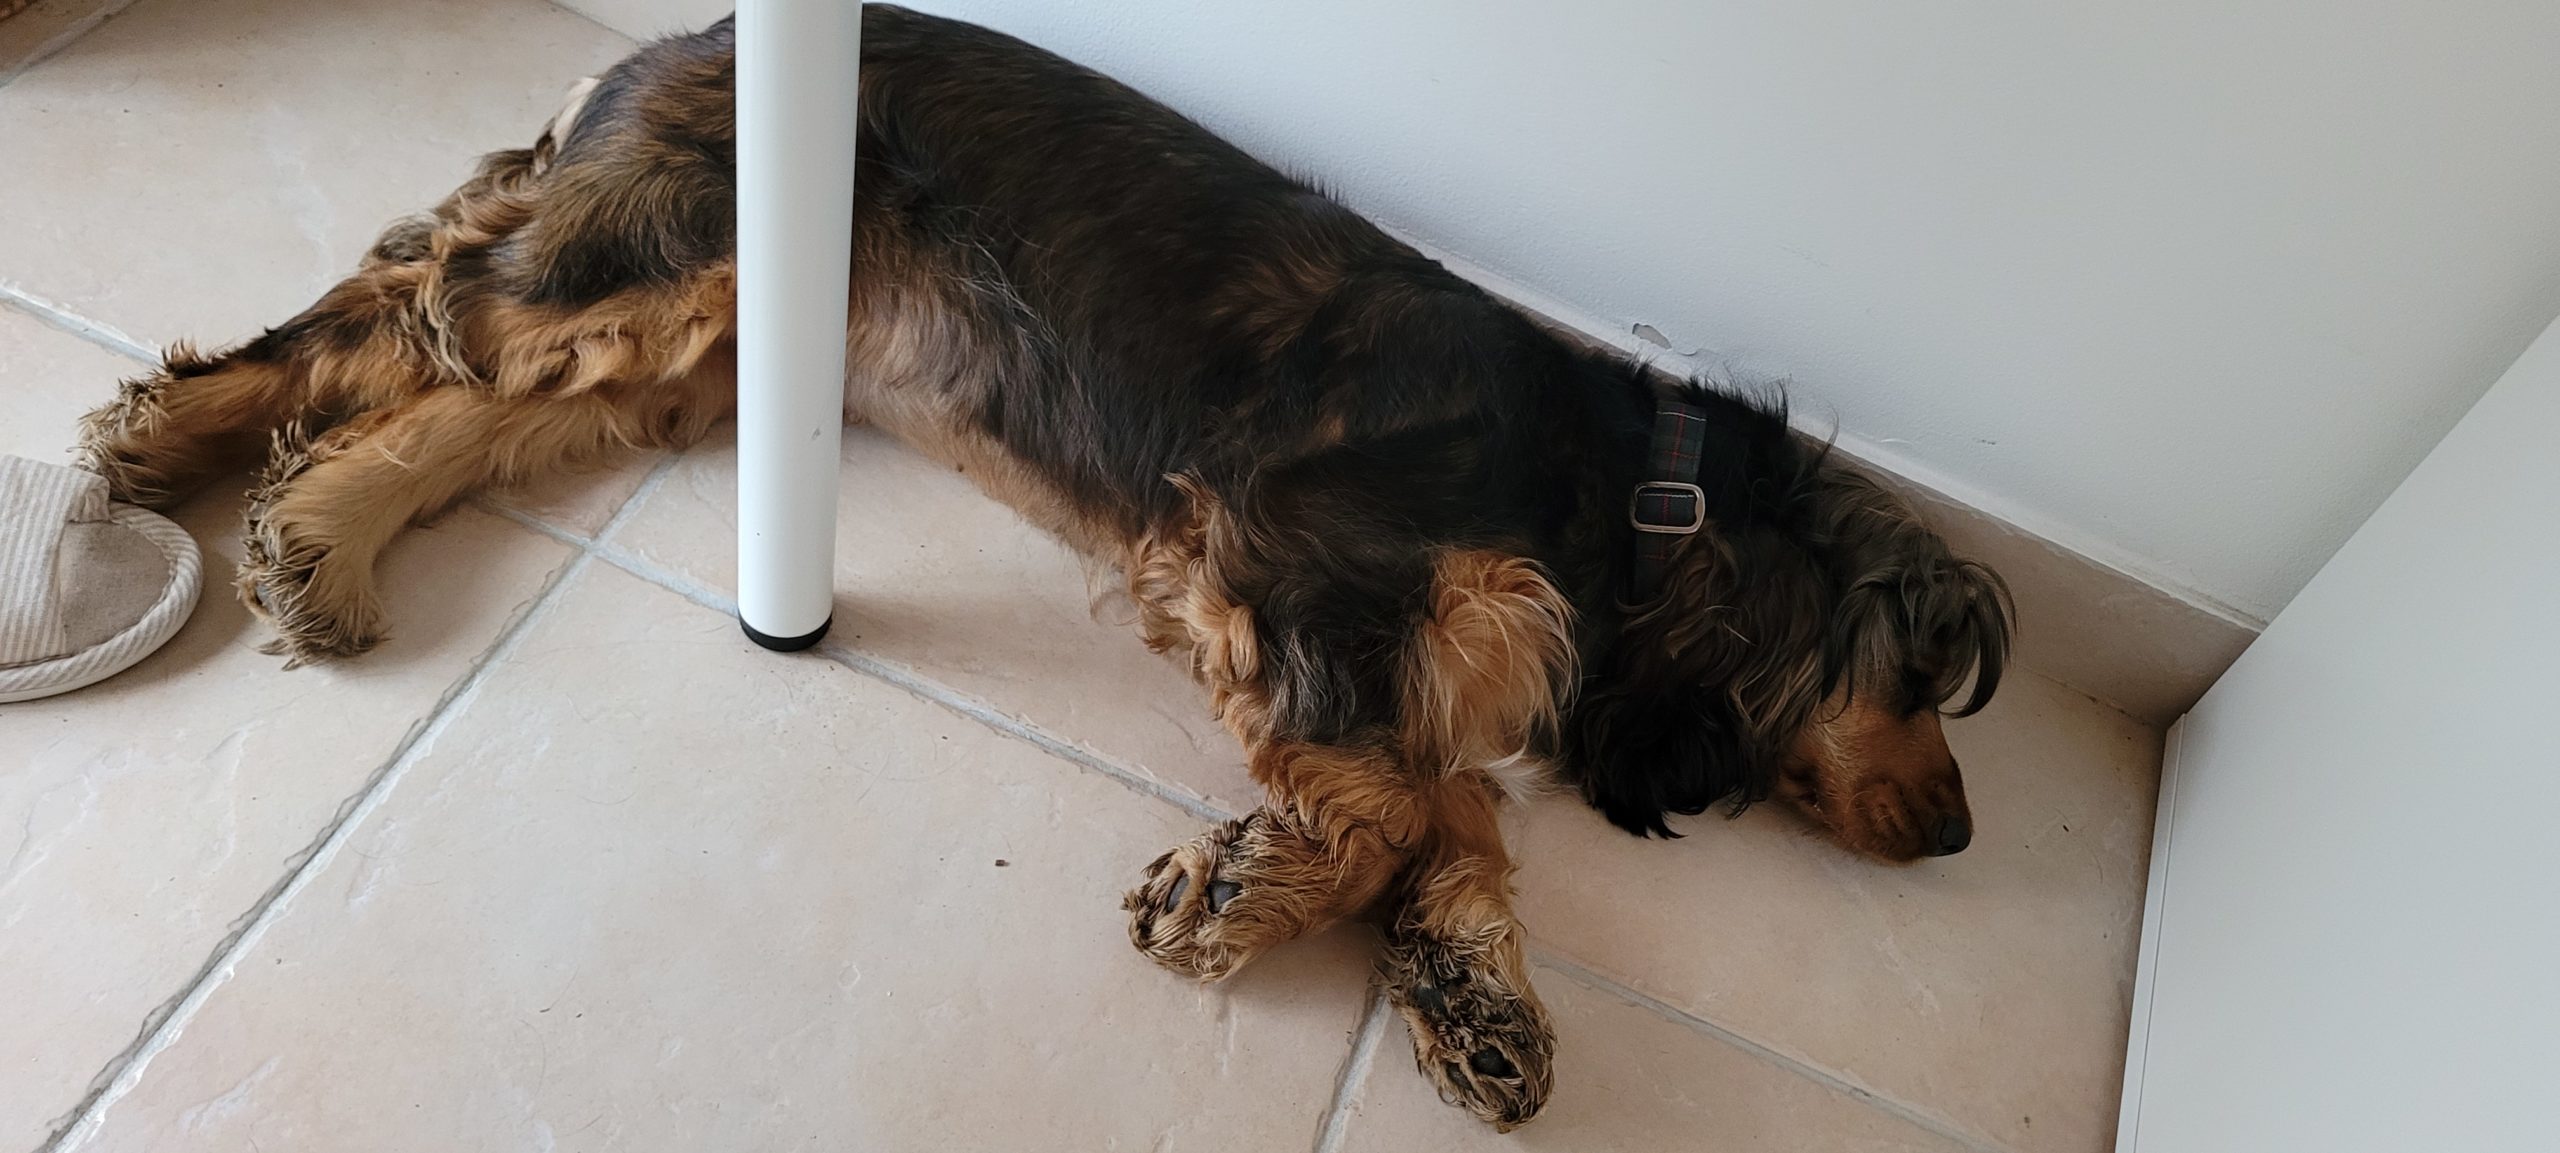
{"left": 1122, "top": 808, "right": 1329, "bottom": 981}
{"left": 1381, "top": 921, "right": 1555, "bottom": 1131}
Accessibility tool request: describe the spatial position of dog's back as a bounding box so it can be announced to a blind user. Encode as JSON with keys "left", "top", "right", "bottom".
{"left": 533, "top": 7, "right": 1645, "bottom": 564}
{"left": 532, "top": 7, "right": 1647, "bottom": 756}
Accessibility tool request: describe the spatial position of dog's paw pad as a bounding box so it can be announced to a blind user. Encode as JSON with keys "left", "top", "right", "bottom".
{"left": 1122, "top": 810, "right": 1321, "bottom": 982}
{"left": 1383, "top": 930, "right": 1555, "bottom": 1131}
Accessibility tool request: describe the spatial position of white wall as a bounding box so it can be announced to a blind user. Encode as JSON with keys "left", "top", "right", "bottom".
{"left": 575, "top": 0, "right": 2560, "bottom": 623}
{"left": 2115, "top": 316, "right": 2560, "bottom": 1149}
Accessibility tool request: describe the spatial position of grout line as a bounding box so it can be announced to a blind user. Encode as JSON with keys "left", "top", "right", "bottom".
{"left": 0, "top": 281, "right": 162, "bottom": 367}
{"left": 483, "top": 502, "right": 593, "bottom": 550}
{"left": 478, "top": 448, "right": 681, "bottom": 556}
{"left": 40, "top": 548, "right": 597, "bottom": 1152}
{"left": 588, "top": 453, "right": 684, "bottom": 545}
{"left": 1527, "top": 950, "right": 2018, "bottom": 1153}
{"left": 0, "top": 0, "right": 148, "bottom": 91}
{"left": 810, "top": 641, "right": 1235, "bottom": 825}
{"left": 588, "top": 537, "right": 737, "bottom": 616}
{"left": 1309, "top": 987, "right": 1393, "bottom": 1153}
{"left": 573, "top": 531, "right": 1238, "bottom": 826}
{"left": 512, "top": 447, "right": 1239, "bottom": 825}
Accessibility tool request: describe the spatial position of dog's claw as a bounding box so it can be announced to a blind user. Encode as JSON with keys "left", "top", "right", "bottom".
{"left": 1124, "top": 809, "right": 1336, "bottom": 982}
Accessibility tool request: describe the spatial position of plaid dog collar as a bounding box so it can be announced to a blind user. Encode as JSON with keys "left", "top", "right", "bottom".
{"left": 1626, "top": 399, "right": 1708, "bottom": 605}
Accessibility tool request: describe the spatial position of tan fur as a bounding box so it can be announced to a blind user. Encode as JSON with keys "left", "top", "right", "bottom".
{"left": 1402, "top": 550, "right": 1577, "bottom": 774}
{"left": 1124, "top": 476, "right": 1275, "bottom": 737}
{"left": 1111, "top": 484, "right": 1559, "bottom": 1119}
{"left": 75, "top": 348, "right": 291, "bottom": 507}
{"left": 1122, "top": 740, "right": 1424, "bottom": 978}
{"left": 83, "top": 141, "right": 740, "bottom": 663}
{"left": 1377, "top": 774, "right": 1554, "bottom": 1130}
{"left": 1781, "top": 690, "right": 1971, "bottom": 862}
{"left": 235, "top": 347, "right": 732, "bottom": 662}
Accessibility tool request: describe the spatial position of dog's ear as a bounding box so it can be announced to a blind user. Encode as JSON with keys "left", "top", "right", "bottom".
{"left": 1564, "top": 681, "right": 1764, "bottom": 838}
{"left": 1933, "top": 561, "right": 2013, "bottom": 717}
{"left": 1830, "top": 556, "right": 2014, "bottom": 718}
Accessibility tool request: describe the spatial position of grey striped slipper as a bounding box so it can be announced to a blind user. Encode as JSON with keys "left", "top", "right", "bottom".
{"left": 0, "top": 456, "right": 202, "bottom": 704}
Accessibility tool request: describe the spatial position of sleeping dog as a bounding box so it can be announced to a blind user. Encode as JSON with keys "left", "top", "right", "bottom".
{"left": 76, "top": 5, "right": 2010, "bottom": 1128}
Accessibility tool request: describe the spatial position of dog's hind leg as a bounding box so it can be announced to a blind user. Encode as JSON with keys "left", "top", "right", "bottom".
{"left": 75, "top": 341, "right": 300, "bottom": 508}
{"left": 76, "top": 147, "right": 553, "bottom": 507}
{"left": 237, "top": 388, "right": 591, "bottom": 663}
{"left": 235, "top": 278, "right": 735, "bottom": 664}
{"left": 75, "top": 257, "right": 446, "bottom": 508}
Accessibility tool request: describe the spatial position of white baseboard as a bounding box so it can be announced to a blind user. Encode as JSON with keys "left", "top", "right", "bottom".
{"left": 1398, "top": 230, "right": 2259, "bottom": 723}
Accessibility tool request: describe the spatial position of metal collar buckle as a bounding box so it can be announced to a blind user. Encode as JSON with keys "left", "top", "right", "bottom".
{"left": 1628, "top": 481, "right": 1706, "bottom": 535}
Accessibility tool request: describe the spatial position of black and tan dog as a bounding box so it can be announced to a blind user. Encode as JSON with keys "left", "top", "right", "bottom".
{"left": 76, "top": 6, "right": 2010, "bottom": 1128}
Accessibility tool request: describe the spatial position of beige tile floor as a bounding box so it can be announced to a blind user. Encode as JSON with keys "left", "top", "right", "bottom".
{"left": 0, "top": 2, "right": 2163, "bottom": 1150}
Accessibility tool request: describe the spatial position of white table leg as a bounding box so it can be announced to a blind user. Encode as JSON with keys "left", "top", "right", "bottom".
{"left": 734, "top": 0, "right": 861, "bottom": 650}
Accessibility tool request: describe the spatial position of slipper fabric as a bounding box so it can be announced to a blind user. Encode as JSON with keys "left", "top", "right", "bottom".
{"left": 0, "top": 456, "right": 202, "bottom": 703}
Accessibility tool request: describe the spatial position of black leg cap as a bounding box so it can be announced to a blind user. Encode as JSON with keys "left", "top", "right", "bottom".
{"left": 741, "top": 614, "right": 830, "bottom": 652}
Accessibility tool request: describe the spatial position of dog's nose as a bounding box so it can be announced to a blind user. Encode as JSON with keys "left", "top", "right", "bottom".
{"left": 1929, "top": 813, "right": 1971, "bottom": 856}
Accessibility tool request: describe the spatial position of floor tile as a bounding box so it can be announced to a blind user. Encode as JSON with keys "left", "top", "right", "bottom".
{"left": 1338, "top": 966, "right": 1968, "bottom": 1153}
{"left": 73, "top": 562, "right": 1373, "bottom": 1153}
{"left": 0, "top": 307, "right": 139, "bottom": 463}
{"left": 0, "top": 503, "right": 571, "bottom": 1151}
{"left": 1507, "top": 672, "right": 2159, "bottom": 1152}
{"left": 0, "top": 0, "right": 633, "bottom": 350}
{"left": 613, "top": 426, "right": 1264, "bottom": 813}
{"left": 4, "top": 310, "right": 576, "bottom": 1149}
{"left": 483, "top": 451, "right": 665, "bottom": 541}
{"left": 0, "top": 0, "right": 124, "bottom": 80}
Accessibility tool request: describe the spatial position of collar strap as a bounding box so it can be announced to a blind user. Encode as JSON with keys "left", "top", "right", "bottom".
{"left": 1626, "top": 399, "right": 1709, "bottom": 604}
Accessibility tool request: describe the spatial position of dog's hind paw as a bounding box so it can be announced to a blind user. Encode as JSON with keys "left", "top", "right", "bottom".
{"left": 75, "top": 371, "right": 191, "bottom": 508}
{"left": 235, "top": 427, "right": 384, "bottom": 667}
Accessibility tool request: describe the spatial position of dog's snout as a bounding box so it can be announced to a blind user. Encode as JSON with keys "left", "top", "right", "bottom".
{"left": 1928, "top": 812, "right": 1971, "bottom": 856}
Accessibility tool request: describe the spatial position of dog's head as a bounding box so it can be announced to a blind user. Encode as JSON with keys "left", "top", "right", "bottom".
{"left": 1565, "top": 388, "right": 2013, "bottom": 862}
